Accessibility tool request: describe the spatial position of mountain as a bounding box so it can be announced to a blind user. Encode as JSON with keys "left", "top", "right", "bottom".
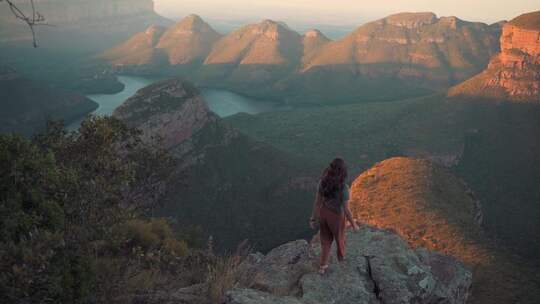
{"left": 301, "top": 29, "right": 331, "bottom": 63}
{"left": 102, "top": 12, "right": 501, "bottom": 104}
{"left": 102, "top": 15, "right": 222, "bottom": 69}
{"left": 204, "top": 20, "right": 301, "bottom": 66}
{"left": 101, "top": 25, "right": 167, "bottom": 66}
{"left": 349, "top": 157, "right": 540, "bottom": 304}
{"left": 197, "top": 19, "right": 303, "bottom": 95}
{"left": 0, "top": 66, "right": 98, "bottom": 135}
{"left": 293, "top": 12, "right": 501, "bottom": 103}
{"left": 156, "top": 14, "right": 222, "bottom": 66}
{"left": 448, "top": 11, "right": 540, "bottom": 102}
{"left": 0, "top": 0, "right": 172, "bottom": 51}
{"left": 113, "top": 78, "right": 318, "bottom": 251}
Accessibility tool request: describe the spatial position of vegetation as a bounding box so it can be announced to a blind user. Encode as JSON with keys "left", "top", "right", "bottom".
{"left": 0, "top": 117, "right": 207, "bottom": 303}
{"left": 227, "top": 94, "right": 466, "bottom": 174}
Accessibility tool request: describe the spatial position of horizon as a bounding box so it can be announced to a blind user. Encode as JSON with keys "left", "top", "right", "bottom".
{"left": 154, "top": 0, "right": 539, "bottom": 27}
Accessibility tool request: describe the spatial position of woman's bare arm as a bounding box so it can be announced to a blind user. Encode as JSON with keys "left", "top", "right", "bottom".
{"left": 344, "top": 201, "right": 357, "bottom": 228}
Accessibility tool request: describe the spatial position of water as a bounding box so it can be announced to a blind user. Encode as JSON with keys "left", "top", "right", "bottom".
{"left": 67, "top": 76, "right": 280, "bottom": 130}
{"left": 67, "top": 75, "right": 155, "bottom": 130}
{"left": 201, "top": 89, "right": 279, "bottom": 117}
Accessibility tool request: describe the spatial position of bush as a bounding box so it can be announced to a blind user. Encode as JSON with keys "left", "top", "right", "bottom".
{"left": 0, "top": 117, "right": 179, "bottom": 303}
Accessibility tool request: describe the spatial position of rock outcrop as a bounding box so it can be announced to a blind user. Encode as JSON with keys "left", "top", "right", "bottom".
{"left": 348, "top": 157, "right": 540, "bottom": 303}
{"left": 448, "top": 11, "right": 540, "bottom": 102}
{"left": 113, "top": 79, "right": 214, "bottom": 150}
{"left": 113, "top": 78, "right": 316, "bottom": 251}
{"left": 226, "top": 226, "right": 472, "bottom": 304}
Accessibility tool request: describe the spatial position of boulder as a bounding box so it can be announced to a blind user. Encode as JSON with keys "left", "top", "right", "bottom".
{"left": 226, "top": 226, "right": 472, "bottom": 304}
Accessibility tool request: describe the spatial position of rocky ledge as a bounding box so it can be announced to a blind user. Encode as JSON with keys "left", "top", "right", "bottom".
{"left": 113, "top": 79, "right": 214, "bottom": 150}
{"left": 226, "top": 226, "right": 472, "bottom": 304}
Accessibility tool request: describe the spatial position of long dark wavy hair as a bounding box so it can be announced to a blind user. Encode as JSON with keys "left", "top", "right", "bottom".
{"left": 319, "top": 158, "right": 348, "bottom": 199}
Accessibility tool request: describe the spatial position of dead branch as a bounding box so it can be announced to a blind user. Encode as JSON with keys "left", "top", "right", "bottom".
{"left": 1, "top": 0, "right": 48, "bottom": 47}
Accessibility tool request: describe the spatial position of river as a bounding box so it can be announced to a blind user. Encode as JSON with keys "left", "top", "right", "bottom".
{"left": 67, "top": 75, "right": 281, "bottom": 130}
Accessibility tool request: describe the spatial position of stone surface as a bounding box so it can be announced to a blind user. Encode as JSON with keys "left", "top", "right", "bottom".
{"left": 226, "top": 226, "right": 472, "bottom": 304}
{"left": 448, "top": 11, "right": 540, "bottom": 102}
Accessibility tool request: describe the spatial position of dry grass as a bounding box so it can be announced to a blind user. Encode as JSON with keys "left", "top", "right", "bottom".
{"left": 205, "top": 240, "right": 251, "bottom": 304}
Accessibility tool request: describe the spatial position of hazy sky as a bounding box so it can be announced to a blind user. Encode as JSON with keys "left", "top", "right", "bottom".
{"left": 154, "top": 0, "right": 539, "bottom": 26}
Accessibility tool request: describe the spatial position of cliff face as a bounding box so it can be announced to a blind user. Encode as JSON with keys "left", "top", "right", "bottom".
{"left": 0, "top": 0, "right": 171, "bottom": 51}
{"left": 448, "top": 11, "right": 540, "bottom": 102}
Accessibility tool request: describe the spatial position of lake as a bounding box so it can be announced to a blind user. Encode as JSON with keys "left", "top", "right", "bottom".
{"left": 67, "top": 75, "right": 281, "bottom": 130}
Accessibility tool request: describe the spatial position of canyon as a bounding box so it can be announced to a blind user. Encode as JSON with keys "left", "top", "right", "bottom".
{"left": 102, "top": 12, "right": 503, "bottom": 104}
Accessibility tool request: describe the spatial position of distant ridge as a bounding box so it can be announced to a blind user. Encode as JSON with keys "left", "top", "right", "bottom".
{"left": 102, "top": 12, "right": 503, "bottom": 104}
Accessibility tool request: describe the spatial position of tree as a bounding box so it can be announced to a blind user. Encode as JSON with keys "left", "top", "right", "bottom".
{"left": 1, "top": 0, "right": 47, "bottom": 47}
{"left": 0, "top": 117, "right": 179, "bottom": 302}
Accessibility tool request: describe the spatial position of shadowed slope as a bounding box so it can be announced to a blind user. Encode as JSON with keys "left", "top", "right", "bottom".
{"left": 0, "top": 66, "right": 98, "bottom": 135}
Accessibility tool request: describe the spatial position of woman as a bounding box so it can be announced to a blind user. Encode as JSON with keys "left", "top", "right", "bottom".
{"left": 310, "top": 158, "right": 359, "bottom": 274}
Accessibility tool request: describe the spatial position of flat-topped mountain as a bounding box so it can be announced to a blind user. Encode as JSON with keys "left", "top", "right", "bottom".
{"left": 302, "top": 12, "right": 501, "bottom": 87}
{"left": 448, "top": 11, "right": 540, "bottom": 102}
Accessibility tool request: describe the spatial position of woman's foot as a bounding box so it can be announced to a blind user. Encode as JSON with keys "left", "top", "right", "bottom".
{"left": 318, "top": 264, "right": 328, "bottom": 275}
